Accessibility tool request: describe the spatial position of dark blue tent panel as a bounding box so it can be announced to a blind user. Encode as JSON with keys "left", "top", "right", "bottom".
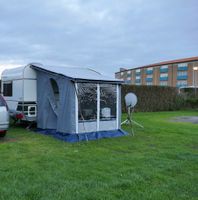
{"left": 35, "top": 129, "right": 127, "bottom": 143}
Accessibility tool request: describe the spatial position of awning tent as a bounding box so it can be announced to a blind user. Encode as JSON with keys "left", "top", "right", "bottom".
{"left": 30, "top": 63, "right": 126, "bottom": 142}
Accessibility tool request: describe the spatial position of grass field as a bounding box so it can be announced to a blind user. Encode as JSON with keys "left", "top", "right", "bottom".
{"left": 0, "top": 111, "right": 197, "bottom": 200}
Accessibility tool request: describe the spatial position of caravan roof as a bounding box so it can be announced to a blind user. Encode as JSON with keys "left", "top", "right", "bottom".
{"left": 1, "top": 65, "right": 36, "bottom": 81}
{"left": 30, "top": 63, "right": 122, "bottom": 83}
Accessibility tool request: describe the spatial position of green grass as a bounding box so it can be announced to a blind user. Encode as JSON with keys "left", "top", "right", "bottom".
{"left": 0, "top": 111, "right": 197, "bottom": 200}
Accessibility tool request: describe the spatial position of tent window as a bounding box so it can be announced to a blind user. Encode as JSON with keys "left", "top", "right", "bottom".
{"left": 78, "top": 83, "right": 97, "bottom": 121}
{"left": 100, "top": 84, "right": 116, "bottom": 121}
{"left": 50, "top": 78, "right": 59, "bottom": 105}
{"left": 3, "top": 81, "right": 13, "bottom": 97}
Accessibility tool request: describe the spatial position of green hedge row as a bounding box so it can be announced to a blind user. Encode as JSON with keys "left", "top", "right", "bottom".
{"left": 121, "top": 85, "right": 184, "bottom": 112}
{"left": 184, "top": 98, "right": 198, "bottom": 109}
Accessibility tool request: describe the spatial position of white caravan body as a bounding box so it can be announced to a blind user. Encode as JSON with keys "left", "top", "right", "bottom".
{"left": 1, "top": 65, "right": 37, "bottom": 121}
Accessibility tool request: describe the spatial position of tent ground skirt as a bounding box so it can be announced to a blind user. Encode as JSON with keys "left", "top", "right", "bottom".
{"left": 35, "top": 129, "right": 127, "bottom": 143}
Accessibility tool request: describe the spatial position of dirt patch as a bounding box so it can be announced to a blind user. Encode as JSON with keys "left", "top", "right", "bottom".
{"left": 0, "top": 137, "right": 18, "bottom": 143}
{"left": 171, "top": 116, "right": 198, "bottom": 124}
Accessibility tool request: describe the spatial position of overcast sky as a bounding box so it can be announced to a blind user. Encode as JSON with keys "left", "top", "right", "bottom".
{"left": 0, "top": 0, "right": 197, "bottom": 76}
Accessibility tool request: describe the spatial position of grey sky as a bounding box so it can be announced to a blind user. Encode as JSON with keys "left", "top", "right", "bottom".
{"left": 0, "top": 0, "right": 197, "bottom": 76}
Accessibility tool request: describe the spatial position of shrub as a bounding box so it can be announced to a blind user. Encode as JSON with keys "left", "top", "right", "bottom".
{"left": 121, "top": 85, "right": 185, "bottom": 112}
{"left": 185, "top": 98, "right": 198, "bottom": 109}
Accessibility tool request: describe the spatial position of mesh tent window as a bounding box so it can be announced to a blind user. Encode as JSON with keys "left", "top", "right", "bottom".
{"left": 50, "top": 78, "right": 60, "bottom": 106}
{"left": 76, "top": 82, "right": 119, "bottom": 133}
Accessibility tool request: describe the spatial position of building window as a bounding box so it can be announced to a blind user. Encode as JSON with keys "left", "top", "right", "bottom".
{"left": 146, "top": 78, "right": 153, "bottom": 82}
{"left": 146, "top": 74, "right": 153, "bottom": 82}
{"left": 136, "top": 75, "right": 141, "bottom": 79}
{"left": 178, "top": 63, "right": 188, "bottom": 71}
{"left": 135, "top": 79, "right": 141, "bottom": 83}
{"left": 127, "top": 71, "right": 131, "bottom": 77}
{"left": 146, "top": 67, "right": 153, "bottom": 74}
{"left": 135, "top": 76, "right": 141, "bottom": 84}
{"left": 177, "top": 80, "right": 187, "bottom": 87}
{"left": 160, "top": 77, "right": 168, "bottom": 81}
{"left": 160, "top": 73, "right": 168, "bottom": 77}
{"left": 124, "top": 80, "right": 131, "bottom": 84}
{"left": 135, "top": 69, "right": 141, "bottom": 75}
{"left": 177, "top": 71, "right": 187, "bottom": 76}
{"left": 146, "top": 82, "right": 153, "bottom": 86}
{"left": 178, "top": 63, "right": 187, "bottom": 67}
{"left": 177, "top": 71, "right": 188, "bottom": 80}
{"left": 147, "top": 74, "right": 153, "bottom": 78}
{"left": 121, "top": 72, "right": 124, "bottom": 76}
{"left": 160, "top": 65, "right": 168, "bottom": 69}
{"left": 159, "top": 73, "right": 168, "bottom": 81}
{"left": 3, "top": 81, "right": 13, "bottom": 97}
{"left": 160, "top": 65, "right": 168, "bottom": 73}
{"left": 160, "top": 81, "right": 168, "bottom": 86}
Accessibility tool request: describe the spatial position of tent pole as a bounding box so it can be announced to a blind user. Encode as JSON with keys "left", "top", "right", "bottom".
{"left": 75, "top": 82, "right": 79, "bottom": 134}
{"left": 116, "top": 84, "right": 119, "bottom": 129}
{"left": 97, "top": 84, "right": 100, "bottom": 131}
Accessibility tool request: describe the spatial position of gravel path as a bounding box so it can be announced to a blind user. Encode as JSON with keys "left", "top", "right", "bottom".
{"left": 171, "top": 116, "right": 198, "bottom": 124}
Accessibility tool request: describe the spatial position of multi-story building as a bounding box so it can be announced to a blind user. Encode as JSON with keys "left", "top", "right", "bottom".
{"left": 115, "top": 57, "right": 198, "bottom": 88}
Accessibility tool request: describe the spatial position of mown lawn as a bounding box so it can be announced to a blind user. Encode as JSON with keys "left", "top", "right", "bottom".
{"left": 0, "top": 111, "right": 197, "bottom": 200}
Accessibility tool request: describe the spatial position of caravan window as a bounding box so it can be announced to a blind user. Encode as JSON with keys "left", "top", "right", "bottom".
{"left": 3, "top": 82, "right": 13, "bottom": 97}
{"left": 100, "top": 84, "right": 116, "bottom": 120}
{"left": 78, "top": 83, "right": 97, "bottom": 121}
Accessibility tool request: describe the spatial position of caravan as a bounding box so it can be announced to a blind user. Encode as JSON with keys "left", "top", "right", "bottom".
{"left": 1, "top": 64, "right": 37, "bottom": 121}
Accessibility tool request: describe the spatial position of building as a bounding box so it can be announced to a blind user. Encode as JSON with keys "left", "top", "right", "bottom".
{"left": 115, "top": 57, "right": 198, "bottom": 88}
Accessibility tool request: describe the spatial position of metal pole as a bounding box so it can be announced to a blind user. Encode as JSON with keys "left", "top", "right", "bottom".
{"left": 193, "top": 66, "right": 195, "bottom": 87}
{"left": 97, "top": 84, "right": 100, "bottom": 131}
{"left": 193, "top": 67, "right": 195, "bottom": 97}
{"left": 195, "top": 69, "right": 197, "bottom": 97}
{"left": 193, "top": 66, "right": 198, "bottom": 97}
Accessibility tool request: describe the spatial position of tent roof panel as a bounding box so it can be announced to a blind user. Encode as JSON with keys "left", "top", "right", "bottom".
{"left": 30, "top": 63, "right": 122, "bottom": 83}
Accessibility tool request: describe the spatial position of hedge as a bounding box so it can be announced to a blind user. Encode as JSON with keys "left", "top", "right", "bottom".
{"left": 121, "top": 85, "right": 184, "bottom": 112}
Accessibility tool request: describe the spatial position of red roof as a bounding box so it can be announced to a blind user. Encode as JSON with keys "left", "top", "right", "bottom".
{"left": 116, "top": 56, "right": 198, "bottom": 73}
